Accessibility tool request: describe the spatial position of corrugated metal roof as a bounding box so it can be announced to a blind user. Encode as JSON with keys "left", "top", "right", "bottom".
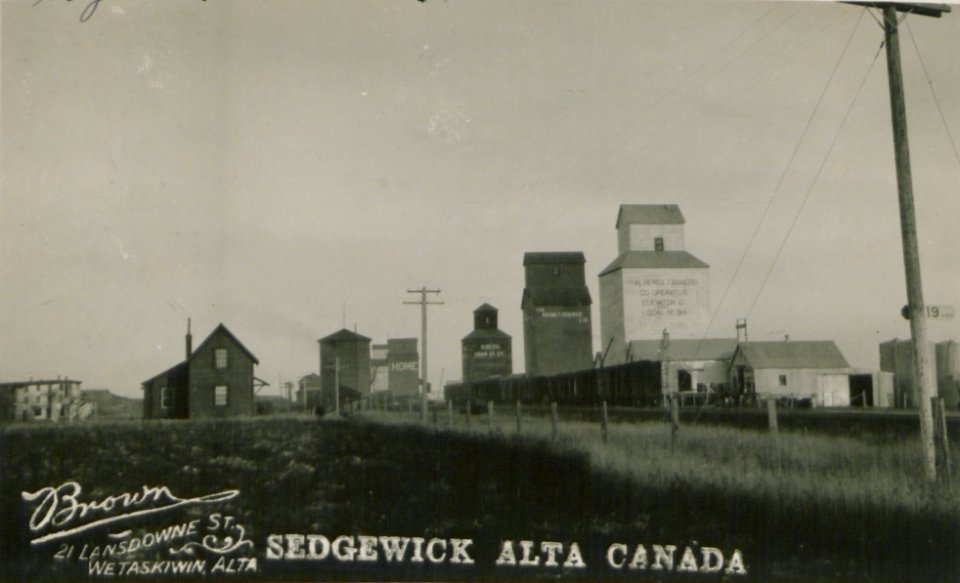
{"left": 521, "top": 287, "right": 593, "bottom": 309}
{"left": 318, "top": 328, "right": 372, "bottom": 343}
{"left": 737, "top": 341, "right": 849, "bottom": 369}
{"left": 523, "top": 252, "right": 586, "bottom": 265}
{"left": 616, "top": 204, "right": 685, "bottom": 228}
{"left": 628, "top": 338, "right": 737, "bottom": 361}
{"left": 599, "top": 251, "right": 709, "bottom": 276}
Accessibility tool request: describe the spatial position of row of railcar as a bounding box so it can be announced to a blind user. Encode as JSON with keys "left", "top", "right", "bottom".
{"left": 444, "top": 360, "right": 663, "bottom": 407}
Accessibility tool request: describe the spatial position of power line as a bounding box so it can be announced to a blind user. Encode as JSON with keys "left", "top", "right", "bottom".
{"left": 698, "top": 8, "right": 868, "bottom": 346}
{"left": 904, "top": 18, "right": 960, "bottom": 172}
{"left": 745, "top": 37, "right": 885, "bottom": 321}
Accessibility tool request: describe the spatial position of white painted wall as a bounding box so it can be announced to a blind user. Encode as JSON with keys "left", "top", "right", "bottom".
{"left": 622, "top": 267, "right": 710, "bottom": 342}
{"left": 619, "top": 224, "right": 685, "bottom": 253}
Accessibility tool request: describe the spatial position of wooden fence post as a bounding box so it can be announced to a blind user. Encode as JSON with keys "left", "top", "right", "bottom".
{"left": 670, "top": 396, "right": 680, "bottom": 453}
{"left": 488, "top": 400, "right": 495, "bottom": 423}
{"left": 933, "top": 397, "right": 952, "bottom": 486}
{"left": 767, "top": 398, "right": 779, "bottom": 436}
{"left": 551, "top": 402, "right": 558, "bottom": 441}
{"left": 768, "top": 398, "right": 782, "bottom": 471}
{"left": 448, "top": 400, "right": 454, "bottom": 427}
{"left": 466, "top": 400, "right": 471, "bottom": 429}
{"left": 601, "top": 400, "right": 609, "bottom": 443}
{"left": 432, "top": 405, "right": 438, "bottom": 425}
{"left": 515, "top": 401, "right": 522, "bottom": 434}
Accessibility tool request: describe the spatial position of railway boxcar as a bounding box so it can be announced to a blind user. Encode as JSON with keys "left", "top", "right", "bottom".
{"left": 444, "top": 360, "right": 662, "bottom": 408}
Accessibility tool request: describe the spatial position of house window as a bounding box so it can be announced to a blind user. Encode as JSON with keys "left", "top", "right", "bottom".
{"left": 215, "top": 348, "right": 228, "bottom": 369}
{"left": 161, "top": 387, "right": 172, "bottom": 408}
{"left": 215, "top": 385, "right": 228, "bottom": 407}
{"left": 779, "top": 374, "right": 787, "bottom": 387}
{"left": 654, "top": 237, "right": 664, "bottom": 252}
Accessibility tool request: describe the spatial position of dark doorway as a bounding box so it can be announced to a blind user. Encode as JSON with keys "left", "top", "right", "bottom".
{"left": 849, "top": 374, "right": 874, "bottom": 407}
{"left": 678, "top": 369, "right": 692, "bottom": 391}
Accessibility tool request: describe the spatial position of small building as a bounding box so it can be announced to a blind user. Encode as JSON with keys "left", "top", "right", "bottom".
{"left": 599, "top": 204, "right": 712, "bottom": 365}
{"left": 0, "top": 378, "right": 85, "bottom": 422}
{"left": 296, "top": 373, "right": 322, "bottom": 409}
{"left": 142, "top": 323, "right": 263, "bottom": 419}
{"left": 522, "top": 252, "right": 594, "bottom": 376}
{"left": 462, "top": 304, "right": 513, "bottom": 383}
{"left": 880, "top": 338, "right": 960, "bottom": 408}
{"left": 626, "top": 338, "right": 736, "bottom": 393}
{"left": 729, "top": 340, "right": 851, "bottom": 406}
{"left": 319, "top": 329, "right": 371, "bottom": 411}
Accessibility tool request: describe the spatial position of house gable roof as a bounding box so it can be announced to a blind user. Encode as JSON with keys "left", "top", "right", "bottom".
{"left": 735, "top": 341, "right": 849, "bottom": 369}
{"left": 616, "top": 204, "right": 685, "bottom": 228}
{"left": 190, "top": 323, "right": 259, "bottom": 365}
{"left": 141, "top": 323, "right": 258, "bottom": 386}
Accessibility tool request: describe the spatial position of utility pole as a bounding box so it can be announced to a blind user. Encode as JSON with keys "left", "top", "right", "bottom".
{"left": 843, "top": 1, "right": 951, "bottom": 481}
{"left": 405, "top": 287, "right": 443, "bottom": 422}
{"left": 882, "top": 2, "right": 947, "bottom": 482}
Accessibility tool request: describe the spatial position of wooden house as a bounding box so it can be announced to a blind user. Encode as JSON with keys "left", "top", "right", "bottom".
{"left": 142, "top": 323, "right": 263, "bottom": 419}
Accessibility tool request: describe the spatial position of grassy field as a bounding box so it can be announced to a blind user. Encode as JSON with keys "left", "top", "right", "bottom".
{"left": 1, "top": 413, "right": 958, "bottom": 582}
{"left": 363, "top": 409, "right": 960, "bottom": 580}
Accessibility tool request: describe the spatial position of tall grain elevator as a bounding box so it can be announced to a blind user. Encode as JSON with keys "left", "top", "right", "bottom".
{"left": 462, "top": 303, "right": 513, "bottom": 383}
{"left": 599, "top": 205, "right": 711, "bottom": 365}
{"left": 521, "top": 252, "right": 594, "bottom": 376}
{"left": 387, "top": 338, "right": 420, "bottom": 402}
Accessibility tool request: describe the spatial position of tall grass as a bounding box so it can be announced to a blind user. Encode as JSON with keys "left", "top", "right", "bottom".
{"left": 3, "top": 413, "right": 958, "bottom": 581}
{"left": 362, "top": 410, "right": 958, "bottom": 514}
{"left": 361, "top": 409, "right": 960, "bottom": 581}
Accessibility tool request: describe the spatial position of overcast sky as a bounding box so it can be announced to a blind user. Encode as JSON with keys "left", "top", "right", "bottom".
{"left": 2, "top": 0, "right": 959, "bottom": 399}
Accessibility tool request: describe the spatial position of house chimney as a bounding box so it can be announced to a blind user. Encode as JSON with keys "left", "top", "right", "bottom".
{"left": 186, "top": 318, "right": 193, "bottom": 359}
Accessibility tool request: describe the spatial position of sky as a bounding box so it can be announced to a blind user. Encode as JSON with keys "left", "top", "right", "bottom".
{"left": 2, "top": 0, "right": 959, "bottom": 400}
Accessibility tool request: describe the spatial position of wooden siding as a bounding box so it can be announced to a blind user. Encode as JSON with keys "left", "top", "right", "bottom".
{"left": 142, "top": 365, "right": 188, "bottom": 419}
{"left": 188, "top": 331, "right": 255, "bottom": 418}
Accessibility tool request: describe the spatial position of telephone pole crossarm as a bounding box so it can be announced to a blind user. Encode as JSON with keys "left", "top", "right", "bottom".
{"left": 840, "top": 2, "right": 950, "bottom": 18}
